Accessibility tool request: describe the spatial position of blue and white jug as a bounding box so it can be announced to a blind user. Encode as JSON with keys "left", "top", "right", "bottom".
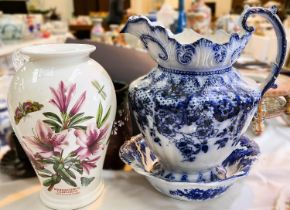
{"left": 121, "top": 7, "right": 287, "bottom": 181}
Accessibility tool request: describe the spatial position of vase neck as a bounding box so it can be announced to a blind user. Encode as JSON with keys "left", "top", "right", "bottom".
{"left": 21, "top": 43, "right": 95, "bottom": 63}
{"left": 30, "top": 54, "right": 89, "bottom": 65}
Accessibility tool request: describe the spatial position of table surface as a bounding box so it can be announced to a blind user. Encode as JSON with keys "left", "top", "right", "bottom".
{"left": 0, "top": 118, "right": 290, "bottom": 210}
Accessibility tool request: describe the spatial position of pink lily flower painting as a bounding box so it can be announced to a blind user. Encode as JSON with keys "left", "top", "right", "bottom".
{"left": 81, "top": 156, "right": 101, "bottom": 174}
{"left": 22, "top": 141, "right": 45, "bottom": 170}
{"left": 74, "top": 123, "right": 109, "bottom": 159}
{"left": 44, "top": 81, "right": 93, "bottom": 132}
{"left": 69, "top": 92, "right": 86, "bottom": 116}
{"left": 23, "top": 120, "right": 68, "bottom": 158}
{"left": 16, "top": 79, "right": 111, "bottom": 190}
{"left": 49, "top": 81, "right": 86, "bottom": 116}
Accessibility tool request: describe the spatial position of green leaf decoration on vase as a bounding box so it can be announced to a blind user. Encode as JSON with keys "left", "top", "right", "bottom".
{"left": 96, "top": 102, "right": 111, "bottom": 129}
{"left": 20, "top": 80, "right": 111, "bottom": 191}
{"left": 42, "top": 81, "right": 94, "bottom": 132}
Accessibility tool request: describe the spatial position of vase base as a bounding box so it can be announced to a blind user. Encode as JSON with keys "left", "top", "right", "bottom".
{"left": 39, "top": 181, "right": 104, "bottom": 210}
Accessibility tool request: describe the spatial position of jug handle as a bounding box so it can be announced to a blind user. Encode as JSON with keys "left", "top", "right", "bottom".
{"left": 240, "top": 6, "right": 287, "bottom": 97}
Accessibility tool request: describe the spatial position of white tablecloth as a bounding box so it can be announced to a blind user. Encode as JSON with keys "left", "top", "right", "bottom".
{"left": 0, "top": 118, "right": 290, "bottom": 210}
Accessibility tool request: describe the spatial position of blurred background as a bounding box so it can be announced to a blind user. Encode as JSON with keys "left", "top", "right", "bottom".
{"left": 0, "top": 2, "right": 290, "bottom": 209}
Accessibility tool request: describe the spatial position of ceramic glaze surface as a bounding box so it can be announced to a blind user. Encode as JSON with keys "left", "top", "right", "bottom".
{"left": 121, "top": 6, "right": 286, "bottom": 181}
{"left": 120, "top": 134, "right": 260, "bottom": 183}
{"left": 0, "top": 15, "right": 25, "bottom": 40}
{"left": 0, "top": 98, "right": 11, "bottom": 147}
{"left": 129, "top": 66, "right": 260, "bottom": 175}
{"left": 0, "top": 76, "right": 13, "bottom": 147}
{"left": 119, "top": 134, "right": 260, "bottom": 201}
{"left": 169, "top": 187, "right": 230, "bottom": 200}
{"left": 121, "top": 16, "right": 251, "bottom": 71}
{"left": 7, "top": 44, "right": 116, "bottom": 210}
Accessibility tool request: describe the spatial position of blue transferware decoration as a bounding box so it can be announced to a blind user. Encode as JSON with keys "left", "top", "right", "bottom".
{"left": 120, "top": 6, "right": 286, "bottom": 182}
{"left": 119, "top": 134, "right": 260, "bottom": 201}
{"left": 0, "top": 98, "right": 11, "bottom": 147}
{"left": 176, "top": 0, "right": 186, "bottom": 33}
{"left": 0, "top": 15, "right": 24, "bottom": 40}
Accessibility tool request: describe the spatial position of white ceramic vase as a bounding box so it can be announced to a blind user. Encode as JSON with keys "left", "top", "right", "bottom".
{"left": 7, "top": 44, "right": 116, "bottom": 209}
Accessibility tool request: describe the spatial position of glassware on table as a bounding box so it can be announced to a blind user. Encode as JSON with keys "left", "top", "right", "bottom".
{"left": 91, "top": 18, "right": 104, "bottom": 42}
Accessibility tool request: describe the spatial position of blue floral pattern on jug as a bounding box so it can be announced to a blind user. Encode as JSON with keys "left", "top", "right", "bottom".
{"left": 0, "top": 99, "right": 11, "bottom": 147}
{"left": 121, "top": 6, "right": 286, "bottom": 184}
{"left": 119, "top": 134, "right": 260, "bottom": 201}
{"left": 121, "top": 16, "right": 252, "bottom": 71}
{"left": 129, "top": 66, "right": 260, "bottom": 179}
{"left": 120, "top": 134, "right": 260, "bottom": 183}
{"left": 169, "top": 186, "right": 230, "bottom": 200}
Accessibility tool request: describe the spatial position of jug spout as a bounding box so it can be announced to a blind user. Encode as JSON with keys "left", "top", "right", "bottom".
{"left": 120, "top": 16, "right": 155, "bottom": 38}
{"left": 120, "top": 16, "right": 172, "bottom": 65}
{"left": 121, "top": 6, "right": 287, "bottom": 97}
{"left": 121, "top": 16, "right": 253, "bottom": 71}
